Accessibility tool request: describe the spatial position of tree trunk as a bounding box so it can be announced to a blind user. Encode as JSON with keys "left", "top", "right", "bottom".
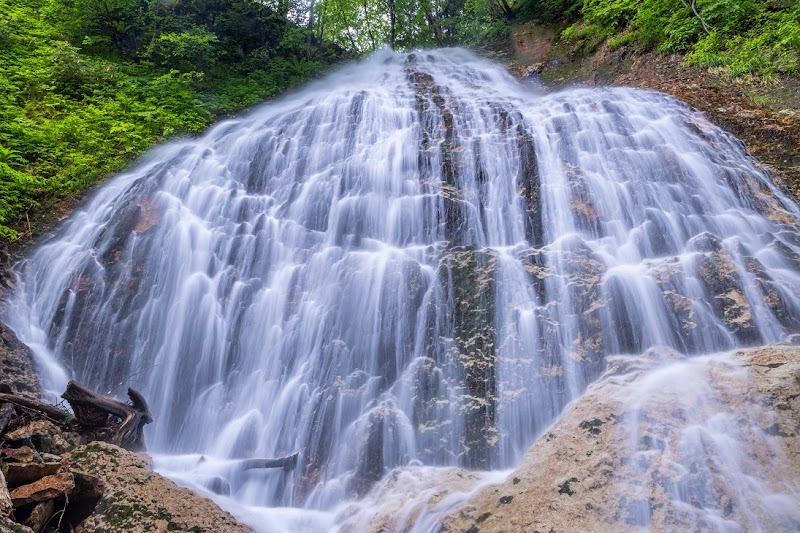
{"left": 422, "top": 2, "right": 445, "bottom": 47}
{"left": 0, "top": 394, "right": 66, "bottom": 423}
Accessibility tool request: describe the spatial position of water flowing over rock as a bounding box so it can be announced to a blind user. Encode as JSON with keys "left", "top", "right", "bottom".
{"left": 0, "top": 322, "right": 41, "bottom": 399}
{"left": 442, "top": 344, "right": 800, "bottom": 532}
{"left": 4, "top": 48, "right": 800, "bottom": 528}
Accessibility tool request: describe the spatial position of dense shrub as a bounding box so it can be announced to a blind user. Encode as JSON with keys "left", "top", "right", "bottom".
{"left": 0, "top": 0, "right": 343, "bottom": 239}
{"left": 560, "top": 0, "right": 799, "bottom": 77}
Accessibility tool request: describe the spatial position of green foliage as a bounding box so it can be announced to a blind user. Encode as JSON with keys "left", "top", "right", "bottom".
{"left": 515, "top": 0, "right": 579, "bottom": 24}
{"left": 146, "top": 27, "right": 219, "bottom": 72}
{"left": 559, "top": 0, "right": 799, "bottom": 77}
{"left": 316, "top": 0, "right": 516, "bottom": 52}
{"left": 687, "top": 7, "right": 800, "bottom": 76}
{"left": 0, "top": 0, "right": 343, "bottom": 240}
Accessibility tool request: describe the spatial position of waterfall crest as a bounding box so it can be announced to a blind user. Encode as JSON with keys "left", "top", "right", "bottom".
{"left": 6, "top": 48, "right": 800, "bottom": 519}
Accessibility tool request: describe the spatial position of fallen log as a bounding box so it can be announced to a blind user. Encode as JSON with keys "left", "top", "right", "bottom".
{"left": 0, "top": 394, "right": 66, "bottom": 423}
{"left": 61, "top": 381, "right": 152, "bottom": 452}
{"left": 240, "top": 453, "right": 299, "bottom": 471}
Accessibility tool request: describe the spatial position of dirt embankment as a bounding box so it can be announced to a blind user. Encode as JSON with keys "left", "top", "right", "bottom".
{"left": 501, "top": 24, "right": 800, "bottom": 202}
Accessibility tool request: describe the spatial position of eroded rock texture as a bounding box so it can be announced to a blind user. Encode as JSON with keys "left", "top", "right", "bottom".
{"left": 67, "top": 443, "right": 252, "bottom": 533}
{"left": 442, "top": 343, "right": 800, "bottom": 532}
{"left": 0, "top": 322, "right": 40, "bottom": 399}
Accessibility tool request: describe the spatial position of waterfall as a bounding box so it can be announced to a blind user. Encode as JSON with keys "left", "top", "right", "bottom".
{"left": 5, "top": 48, "right": 800, "bottom": 529}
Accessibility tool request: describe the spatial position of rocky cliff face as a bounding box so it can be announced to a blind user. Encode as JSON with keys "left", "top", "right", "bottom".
{"left": 0, "top": 322, "right": 41, "bottom": 399}
{"left": 441, "top": 342, "right": 800, "bottom": 532}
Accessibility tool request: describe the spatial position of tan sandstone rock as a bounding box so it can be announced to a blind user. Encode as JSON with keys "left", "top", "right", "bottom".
{"left": 441, "top": 344, "right": 800, "bottom": 533}
{"left": 64, "top": 442, "right": 252, "bottom": 532}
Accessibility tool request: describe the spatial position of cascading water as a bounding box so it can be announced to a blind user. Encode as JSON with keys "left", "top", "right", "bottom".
{"left": 5, "top": 48, "right": 800, "bottom": 531}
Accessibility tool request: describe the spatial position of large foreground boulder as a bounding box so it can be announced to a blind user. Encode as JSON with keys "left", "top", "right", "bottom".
{"left": 65, "top": 442, "right": 251, "bottom": 533}
{"left": 441, "top": 343, "right": 800, "bottom": 532}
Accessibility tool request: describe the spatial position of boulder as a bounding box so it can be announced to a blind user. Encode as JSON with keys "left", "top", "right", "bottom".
{"left": 441, "top": 344, "right": 800, "bottom": 532}
{"left": 64, "top": 442, "right": 251, "bottom": 532}
{"left": 1, "top": 446, "right": 35, "bottom": 463}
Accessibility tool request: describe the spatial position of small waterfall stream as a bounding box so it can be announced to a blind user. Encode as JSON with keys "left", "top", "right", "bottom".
{"left": 5, "top": 48, "right": 800, "bottom": 530}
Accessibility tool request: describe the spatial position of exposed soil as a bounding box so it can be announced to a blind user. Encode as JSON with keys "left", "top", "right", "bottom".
{"left": 502, "top": 24, "right": 800, "bottom": 202}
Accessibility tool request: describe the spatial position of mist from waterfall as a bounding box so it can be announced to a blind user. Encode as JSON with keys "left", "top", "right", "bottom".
{"left": 5, "top": 48, "right": 800, "bottom": 531}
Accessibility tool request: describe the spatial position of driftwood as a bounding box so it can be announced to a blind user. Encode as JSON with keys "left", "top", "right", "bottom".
{"left": 62, "top": 381, "right": 152, "bottom": 452}
{"left": 240, "top": 452, "right": 299, "bottom": 471}
{"left": 0, "top": 393, "right": 66, "bottom": 423}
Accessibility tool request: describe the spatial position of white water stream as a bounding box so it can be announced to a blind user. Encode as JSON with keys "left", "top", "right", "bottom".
{"left": 5, "top": 48, "right": 800, "bottom": 531}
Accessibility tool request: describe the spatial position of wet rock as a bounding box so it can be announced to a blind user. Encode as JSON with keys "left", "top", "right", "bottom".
{"left": 564, "top": 162, "right": 599, "bottom": 232}
{"left": 696, "top": 249, "right": 760, "bottom": 344}
{"left": 205, "top": 476, "right": 230, "bottom": 496}
{"left": 559, "top": 237, "right": 607, "bottom": 371}
{"left": 0, "top": 322, "right": 41, "bottom": 400}
{"left": 517, "top": 126, "right": 542, "bottom": 247}
{"left": 438, "top": 247, "right": 498, "bottom": 469}
{"left": 349, "top": 409, "right": 386, "bottom": 497}
{"left": 687, "top": 232, "right": 722, "bottom": 253}
{"left": 65, "top": 442, "right": 251, "bottom": 533}
{"left": 744, "top": 255, "right": 800, "bottom": 331}
{"left": 443, "top": 345, "right": 800, "bottom": 532}
{"left": 338, "top": 466, "right": 488, "bottom": 532}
